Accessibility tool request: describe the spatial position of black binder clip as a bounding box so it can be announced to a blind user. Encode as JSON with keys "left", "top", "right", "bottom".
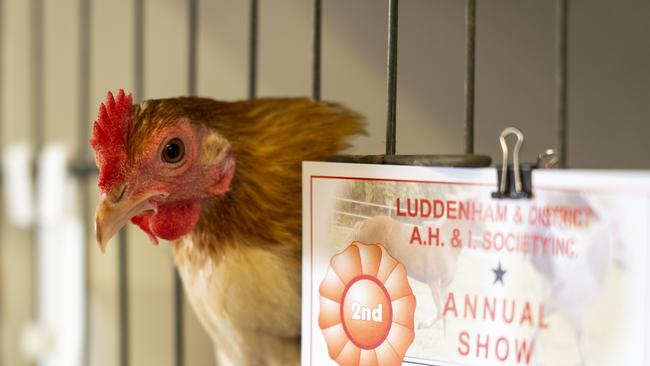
{"left": 492, "top": 127, "right": 540, "bottom": 199}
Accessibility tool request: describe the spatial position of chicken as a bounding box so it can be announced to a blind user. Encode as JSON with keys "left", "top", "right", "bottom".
{"left": 351, "top": 215, "right": 462, "bottom": 331}
{"left": 90, "top": 90, "right": 364, "bottom": 365}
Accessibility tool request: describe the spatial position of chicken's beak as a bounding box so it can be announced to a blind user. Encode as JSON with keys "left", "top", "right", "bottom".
{"left": 94, "top": 190, "right": 156, "bottom": 253}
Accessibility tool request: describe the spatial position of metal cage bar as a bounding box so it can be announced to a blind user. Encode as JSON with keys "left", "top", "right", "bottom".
{"left": 2, "top": 2, "right": 581, "bottom": 365}
{"left": 249, "top": 0, "right": 259, "bottom": 99}
{"left": 173, "top": 2, "right": 199, "bottom": 366}
{"left": 173, "top": 268, "right": 185, "bottom": 366}
{"left": 76, "top": 1, "right": 93, "bottom": 365}
{"left": 556, "top": 0, "right": 569, "bottom": 168}
{"left": 116, "top": 1, "right": 146, "bottom": 365}
{"left": 29, "top": 0, "right": 44, "bottom": 329}
{"left": 30, "top": 0, "right": 44, "bottom": 152}
{"left": 117, "top": 225, "right": 130, "bottom": 366}
{"left": 385, "top": 0, "right": 399, "bottom": 155}
{"left": 134, "top": 0, "right": 145, "bottom": 104}
{"left": 188, "top": 0, "right": 198, "bottom": 97}
{"left": 312, "top": 0, "right": 322, "bottom": 101}
{"left": 328, "top": 0, "right": 490, "bottom": 167}
{"left": 464, "top": 0, "right": 476, "bottom": 154}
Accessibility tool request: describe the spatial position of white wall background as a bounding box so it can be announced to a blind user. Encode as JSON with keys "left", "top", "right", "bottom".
{"left": 1, "top": 0, "right": 648, "bottom": 365}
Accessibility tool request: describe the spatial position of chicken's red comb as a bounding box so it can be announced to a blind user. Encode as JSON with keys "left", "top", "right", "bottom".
{"left": 89, "top": 89, "right": 133, "bottom": 192}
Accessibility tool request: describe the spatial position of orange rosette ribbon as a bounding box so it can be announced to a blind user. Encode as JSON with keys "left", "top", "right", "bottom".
{"left": 319, "top": 242, "right": 416, "bottom": 366}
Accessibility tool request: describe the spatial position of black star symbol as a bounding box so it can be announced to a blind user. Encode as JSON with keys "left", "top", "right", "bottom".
{"left": 492, "top": 261, "right": 507, "bottom": 285}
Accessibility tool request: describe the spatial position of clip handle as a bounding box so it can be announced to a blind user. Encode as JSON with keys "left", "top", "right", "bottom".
{"left": 492, "top": 127, "right": 534, "bottom": 199}
{"left": 498, "top": 127, "right": 524, "bottom": 194}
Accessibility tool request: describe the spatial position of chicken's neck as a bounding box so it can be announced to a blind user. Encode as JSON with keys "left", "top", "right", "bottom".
{"left": 179, "top": 149, "right": 302, "bottom": 262}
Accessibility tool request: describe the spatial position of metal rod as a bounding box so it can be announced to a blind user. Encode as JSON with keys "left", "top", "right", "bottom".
{"left": 329, "top": 154, "right": 491, "bottom": 167}
{"left": 78, "top": 0, "right": 91, "bottom": 155}
{"left": 173, "top": 272, "right": 184, "bottom": 366}
{"left": 173, "top": 2, "right": 198, "bottom": 366}
{"left": 29, "top": 0, "right": 44, "bottom": 330}
{"left": 555, "top": 0, "right": 569, "bottom": 168}
{"left": 249, "top": 0, "right": 258, "bottom": 99}
{"left": 188, "top": 0, "right": 198, "bottom": 97}
{"left": 117, "top": 229, "right": 129, "bottom": 366}
{"left": 27, "top": 2, "right": 45, "bottom": 365}
{"left": 464, "top": 0, "right": 476, "bottom": 154}
{"left": 134, "top": 0, "right": 144, "bottom": 102}
{"left": 30, "top": 0, "right": 44, "bottom": 152}
{"left": 116, "top": 2, "right": 145, "bottom": 365}
{"left": 77, "top": 1, "right": 92, "bottom": 365}
{"left": 312, "top": 0, "right": 322, "bottom": 100}
{"left": 385, "top": 0, "right": 398, "bottom": 155}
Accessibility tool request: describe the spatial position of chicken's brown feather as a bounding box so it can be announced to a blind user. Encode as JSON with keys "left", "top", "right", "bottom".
{"left": 126, "top": 97, "right": 363, "bottom": 364}
{"left": 149, "top": 98, "right": 367, "bottom": 262}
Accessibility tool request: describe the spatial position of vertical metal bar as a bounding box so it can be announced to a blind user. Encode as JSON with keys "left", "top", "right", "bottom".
{"left": 77, "top": 0, "right": 92, "bottom": 365}
{"left": 117, "top": 2, "right": 144, "bottom": 364}
{"left": 173, "top": 2, "right": 198, "bottom": 366}
{"left": 78, "top": 2, "right": 91, "bottom": 151}
{"left": 385, "top": 0, "right": 399, "bottom": 155}
{"left": 30, "top": 0, "right": 44, "bottom": 152}
{"left": 173, "top": 273, "right": 184, "bottom": 366}
{"left": 248, "top": 0, "right": 258, "bottom": 99}
{"left": 555, "top": 0, "right": 569, "bottom": 168}
{"left": 134, "top": 0, "right": 144, "bottom": 101}
{"left": 312, "top": 0, "right": 322, "bottom": 100}
{"left": 188, "top": 0, "right": 197, "bottom": 97}
{"left": 28, "top": 0, "right": 45, "bottom": 360}
{"left": 464, "top": 0, "right": 476, "bottom": 154}
{"left": 117, "top": 228, "right": 129, "bottom": 366}
{"left": 29, "top": 0, "right": 44, "bottom": 330}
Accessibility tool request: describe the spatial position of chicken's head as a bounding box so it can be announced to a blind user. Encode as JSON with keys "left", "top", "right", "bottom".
{"left": 90, "top": 90, "right": 235, "bottom": 251}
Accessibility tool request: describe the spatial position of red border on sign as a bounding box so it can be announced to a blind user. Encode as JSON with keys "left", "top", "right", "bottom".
{"left": 309, "top": 175, "right": 494, "bottom": 365}
{"left": 308, "top": 173, "right": 650, "bottom": 365}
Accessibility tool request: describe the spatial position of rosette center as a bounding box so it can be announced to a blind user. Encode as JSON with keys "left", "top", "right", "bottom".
{"left": 341, "top": 275, "right": 393, "bottom": 350}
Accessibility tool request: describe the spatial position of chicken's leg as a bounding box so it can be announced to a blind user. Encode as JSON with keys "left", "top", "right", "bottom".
{"left": 417, "top": 280, "right": 443, "bottom": 330}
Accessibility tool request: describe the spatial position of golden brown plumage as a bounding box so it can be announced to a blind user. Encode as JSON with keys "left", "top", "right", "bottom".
{"left": 171, "top": 98, "right": 363, "bottom": 364}
{"left": 169, "top": 97, "right": 364, "bottom": 254}
{"left": 91, "top": 92, "right": 364, "bottom": 365}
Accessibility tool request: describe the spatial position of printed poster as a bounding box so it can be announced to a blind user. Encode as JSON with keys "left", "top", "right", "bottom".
{"left": 302, "top": 162, "right": 650, "bottom": 366}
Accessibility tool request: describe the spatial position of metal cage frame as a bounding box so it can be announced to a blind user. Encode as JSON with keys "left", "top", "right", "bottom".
{"left": 1, "top": 0, "right": 570, "bottom": 365}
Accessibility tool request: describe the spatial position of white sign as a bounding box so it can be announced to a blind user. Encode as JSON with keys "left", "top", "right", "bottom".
{"left": 302, "top": 162, "right": 650, "bottom": 366}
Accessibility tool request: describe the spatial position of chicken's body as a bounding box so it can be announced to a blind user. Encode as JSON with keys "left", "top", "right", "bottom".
{"left": 90, "top": 92, "right": 364, "bottom": 366}
{"left": 175, "top": 98, "right": 362, "bottom": 364}
{"left": 174, "top": 240, "right": 301, "bottom": 365}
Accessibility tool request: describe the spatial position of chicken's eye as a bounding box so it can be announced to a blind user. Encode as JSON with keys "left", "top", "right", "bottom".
{"left": 162, "top": 138, "right": 185, "bottom": 164}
